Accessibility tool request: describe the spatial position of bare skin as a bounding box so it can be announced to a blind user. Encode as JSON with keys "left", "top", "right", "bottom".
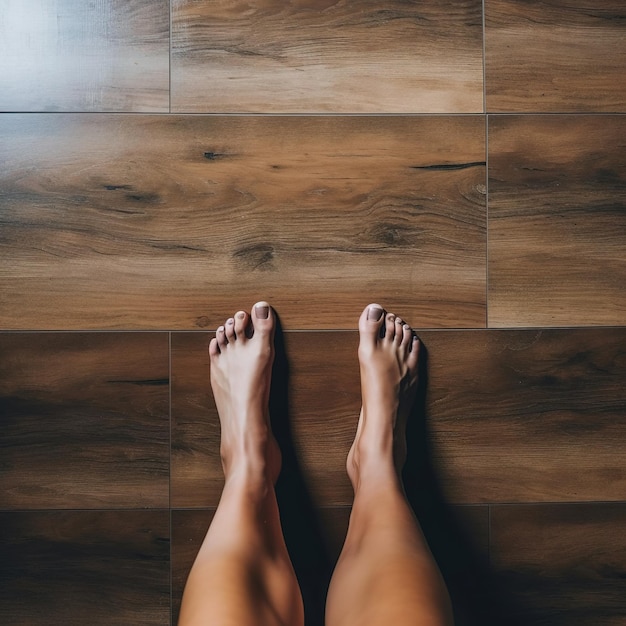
{"left": 179, "top": 302, "right": 453, "bottom": 626}
{"left": 326, "top": 304, "right": 454, "bottom": 626}
{"left": 178, "top": 302, "right": 304, "bottom": 626}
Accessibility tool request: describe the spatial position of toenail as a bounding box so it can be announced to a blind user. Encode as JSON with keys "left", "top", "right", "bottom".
{"left": 237, "top": 312, "right": 245, "bottom": 319}
{"left": 367, "top": 306, "right": 384, "bottom": 321}
{"left": 404, "top": 324, "right": 410, "bottom": 330}
{"left": 227, "top": 318, "right": 234, "bottom": 325}
{"left": 387, "top": 314, "right": 395, "bottom": 321}
{"left": 255, "top": 304, "right": 270, "bottom": 319}
{"left": 395, "top": 317, "right": 403, "bottom": 324}
{"left": 217, "top": 326, "right": 224, "bottom": 333}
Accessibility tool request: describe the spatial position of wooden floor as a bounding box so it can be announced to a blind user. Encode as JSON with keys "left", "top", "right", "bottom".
{"left": 1, "top": 1, "right": 624, "bottom": 625}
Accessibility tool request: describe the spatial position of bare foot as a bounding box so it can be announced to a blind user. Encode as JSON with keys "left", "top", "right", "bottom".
{"left": 347, "top": 304, "right": 420, "bottom": 489}
{"left": 208, "top": 301, "right": 281, "bottom": 485}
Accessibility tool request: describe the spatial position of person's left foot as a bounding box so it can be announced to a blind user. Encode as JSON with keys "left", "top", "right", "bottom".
{"left": 209, "top": 301, "right": 281, "bottom": 485}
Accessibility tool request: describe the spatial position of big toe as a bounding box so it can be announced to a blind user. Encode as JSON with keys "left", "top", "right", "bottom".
{"left": 251, "top": 301, "right": 275, "bottom": 337}
{"left": 359, "top": 303, "right": 385, "bottom": 341}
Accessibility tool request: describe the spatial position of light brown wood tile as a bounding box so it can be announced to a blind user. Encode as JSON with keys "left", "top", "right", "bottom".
{"left": 426, "top": 328, "right": 626, "bottom": 504}
{"left": 490, "top": 504, "right": 626, "bottom": 625}
{"left": 0, "top": 333, "right": 169, "bottom": 509}
{"left": 0, "top": 0, "right": 169, "bottom": 112}
{"left": 0, "top": 510, "right": 170, "bottom": 625}
{"left": 0, "top": 114, "right": 486, "bottom": 330}
{"left": 485, "top": 0, "right": 626, "bottom": 112}
{"left": 171, "top": 0, "right": 484, "bottom": 113}
{"left": 488, "top": 115, "right": 626, "bottom": 327}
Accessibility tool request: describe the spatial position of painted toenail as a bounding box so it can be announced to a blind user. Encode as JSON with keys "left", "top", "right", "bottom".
{"left": 367, "top": 306, "right": 384, "bottom": 321}
{"left": 255, "top": 305, "right": 270, "bottom": 319}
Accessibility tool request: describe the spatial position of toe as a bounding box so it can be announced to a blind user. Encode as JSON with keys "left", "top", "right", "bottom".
{"left": 393, "top": 316, "right": 404, "bottom": 344}
{"left": 225, "top": 317, "right": 236, "bottom": 341}
{"left": 208, "top": 337, "right": 220, "bottom": 357}
{"left": 359, "top": 304, "right": 385, "bottom": 341}
{"left": 216, "top": 325, "right": 227, "bottom": 347}
{"left": 408, "top": 335, "right": 420, "bottom": 370}
{"left": 251, "top": 301, "right": 275, "bottom": 337}
{"left": 385, "top": 312, "right": 397, "bottom": 342}
{"left": 234, "top": 310, "right": 249, "bottom": 339}
{"left": 401, "top": 323, "right": 413, "bottom": 350}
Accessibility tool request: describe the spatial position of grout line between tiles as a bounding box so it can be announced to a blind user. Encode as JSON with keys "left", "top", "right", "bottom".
{"left": 169, "top": 0, "right": 172, "bottom": 114}
{"left": 483, "top": 0, "right": 488, "bottom": 332}
{"left": 487, "top": 504, "right": 492, "bottom": 567}
{"left": 168, "top": 330, "right": 173, "bottom": 625}
{"left": 482, "top": 0, "right": 487, "bottom": 115}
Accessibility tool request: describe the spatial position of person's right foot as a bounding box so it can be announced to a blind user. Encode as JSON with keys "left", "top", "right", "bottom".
{"left": 347, "top": 304, "right": 420, "bottom": 489}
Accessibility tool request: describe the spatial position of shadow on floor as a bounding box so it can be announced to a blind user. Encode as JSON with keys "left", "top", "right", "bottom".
{"left": 270, "top": 318, "right": 334, "bottom": 626}
{"left": 271, "top": 325, "right": 524, "bottom": 626}
{"left": 403, "top": 343, "right": 525, "bottom": 626}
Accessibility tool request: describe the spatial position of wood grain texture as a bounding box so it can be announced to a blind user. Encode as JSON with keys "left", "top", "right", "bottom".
{"left": 172, "top": 327, "right": 625, "bottom": 507}
{"left": 171, "top": 330, "right": 358, "bottom": 507}
{"left": 426, "top": 328, "right": 626, "bottom": 504}
{"left": 0, "top": 0, "right": 169, "bottom": 112}
{"left": 0, "top": 333, "right": 169, "bottom": 509}
{"left": 485, "top": 0, "right": 626, "bottom": 112}
{"left": 490, "top": 504, "right": 626, "bottom": 625}
{"left": 0, "top": 510, "right": 170, "bottom": 626}
{"left": 0, "top": 114, "right": 486, "bottom": 330}
{"left": 488, "top": 115, "right": 626, "bottom": 327}
{"left": 171, "top": 0, "right": 484, "bottom": 113}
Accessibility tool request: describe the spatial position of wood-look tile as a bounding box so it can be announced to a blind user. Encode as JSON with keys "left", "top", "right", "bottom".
{"left": 171, "top": 332, "right": 220, "bottom": 507}
{"left": 171, "top": 509, "right": 215, "bottom": 626}
{"left": 0, "top": 114, "right": 486, "bottom": 330}
{"left": 485, "top": 0, "right": 626, "bottom": 112}
{"left": 488, "top": 115, "right": 626, "bottom": 327}
{"left": 171, "top": 0, "right": 484, "bottom": 113}
{"left": 0, "top": 0, "right": 169, "bottom": 112}
{"left": 425, "top": 328, "right": 626, "bottom": 504}
{"left": 172, "top": 327, "right": 625, "bottom": 507}
{"left": 490, "top": 504, "right": 626, "bottom": 625}
{"left": 0, "top": 333, "right": 169, "bottom": 509}
{"left": 171, "top": 330, "right": 358, "bottom": 508}
{"left": 0, "top": 510, "right": 170, "bottom": 625}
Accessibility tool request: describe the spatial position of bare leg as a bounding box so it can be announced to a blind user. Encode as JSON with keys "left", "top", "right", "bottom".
{"left": 325, "top": 304, "right": 454, "bottom": 626}
{"left": 179, "top": 302, "right": 304, "bottom": 626}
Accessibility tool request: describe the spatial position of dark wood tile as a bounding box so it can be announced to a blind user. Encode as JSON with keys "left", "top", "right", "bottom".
{"left": 491, "top": 503, "right": 626, "bottom": 625}
{"left": 0, "top": 114, "right": 486, "bottom": 330}
{"left": 173, "top": 328, "right": 626, "bottom": 507}
{"left": 171, "top": 0, "right": 483, "bottom": 113}
{"left": 171, "top": 331, "right": 358, "bottom": 508}
{"left": 0, "top": 510, "right": 170, "bottom": 625}
{"left": 0, "top": 0, "right": 169, "bottom": 112}
{"left": 0, "top": 333, "right": 169, "bottom": 509}
{"left": 485, "top": 0, "right": 626, "bottom": 112}
{"left": 171, "top": 333, "right": 221, "bottom": 508}
{"left": 488, "top": 115, "right": 626, "bottom": 327}
{"left": 171, "top": 509, "right": 214, "bottom": 626}
{"left": 425, "top": 328, "right": 626, "bottom": 504}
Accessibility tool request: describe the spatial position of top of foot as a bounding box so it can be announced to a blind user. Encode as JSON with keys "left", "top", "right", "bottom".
{"left": 208, "top": 301, "right": 280, "bottom": 483}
